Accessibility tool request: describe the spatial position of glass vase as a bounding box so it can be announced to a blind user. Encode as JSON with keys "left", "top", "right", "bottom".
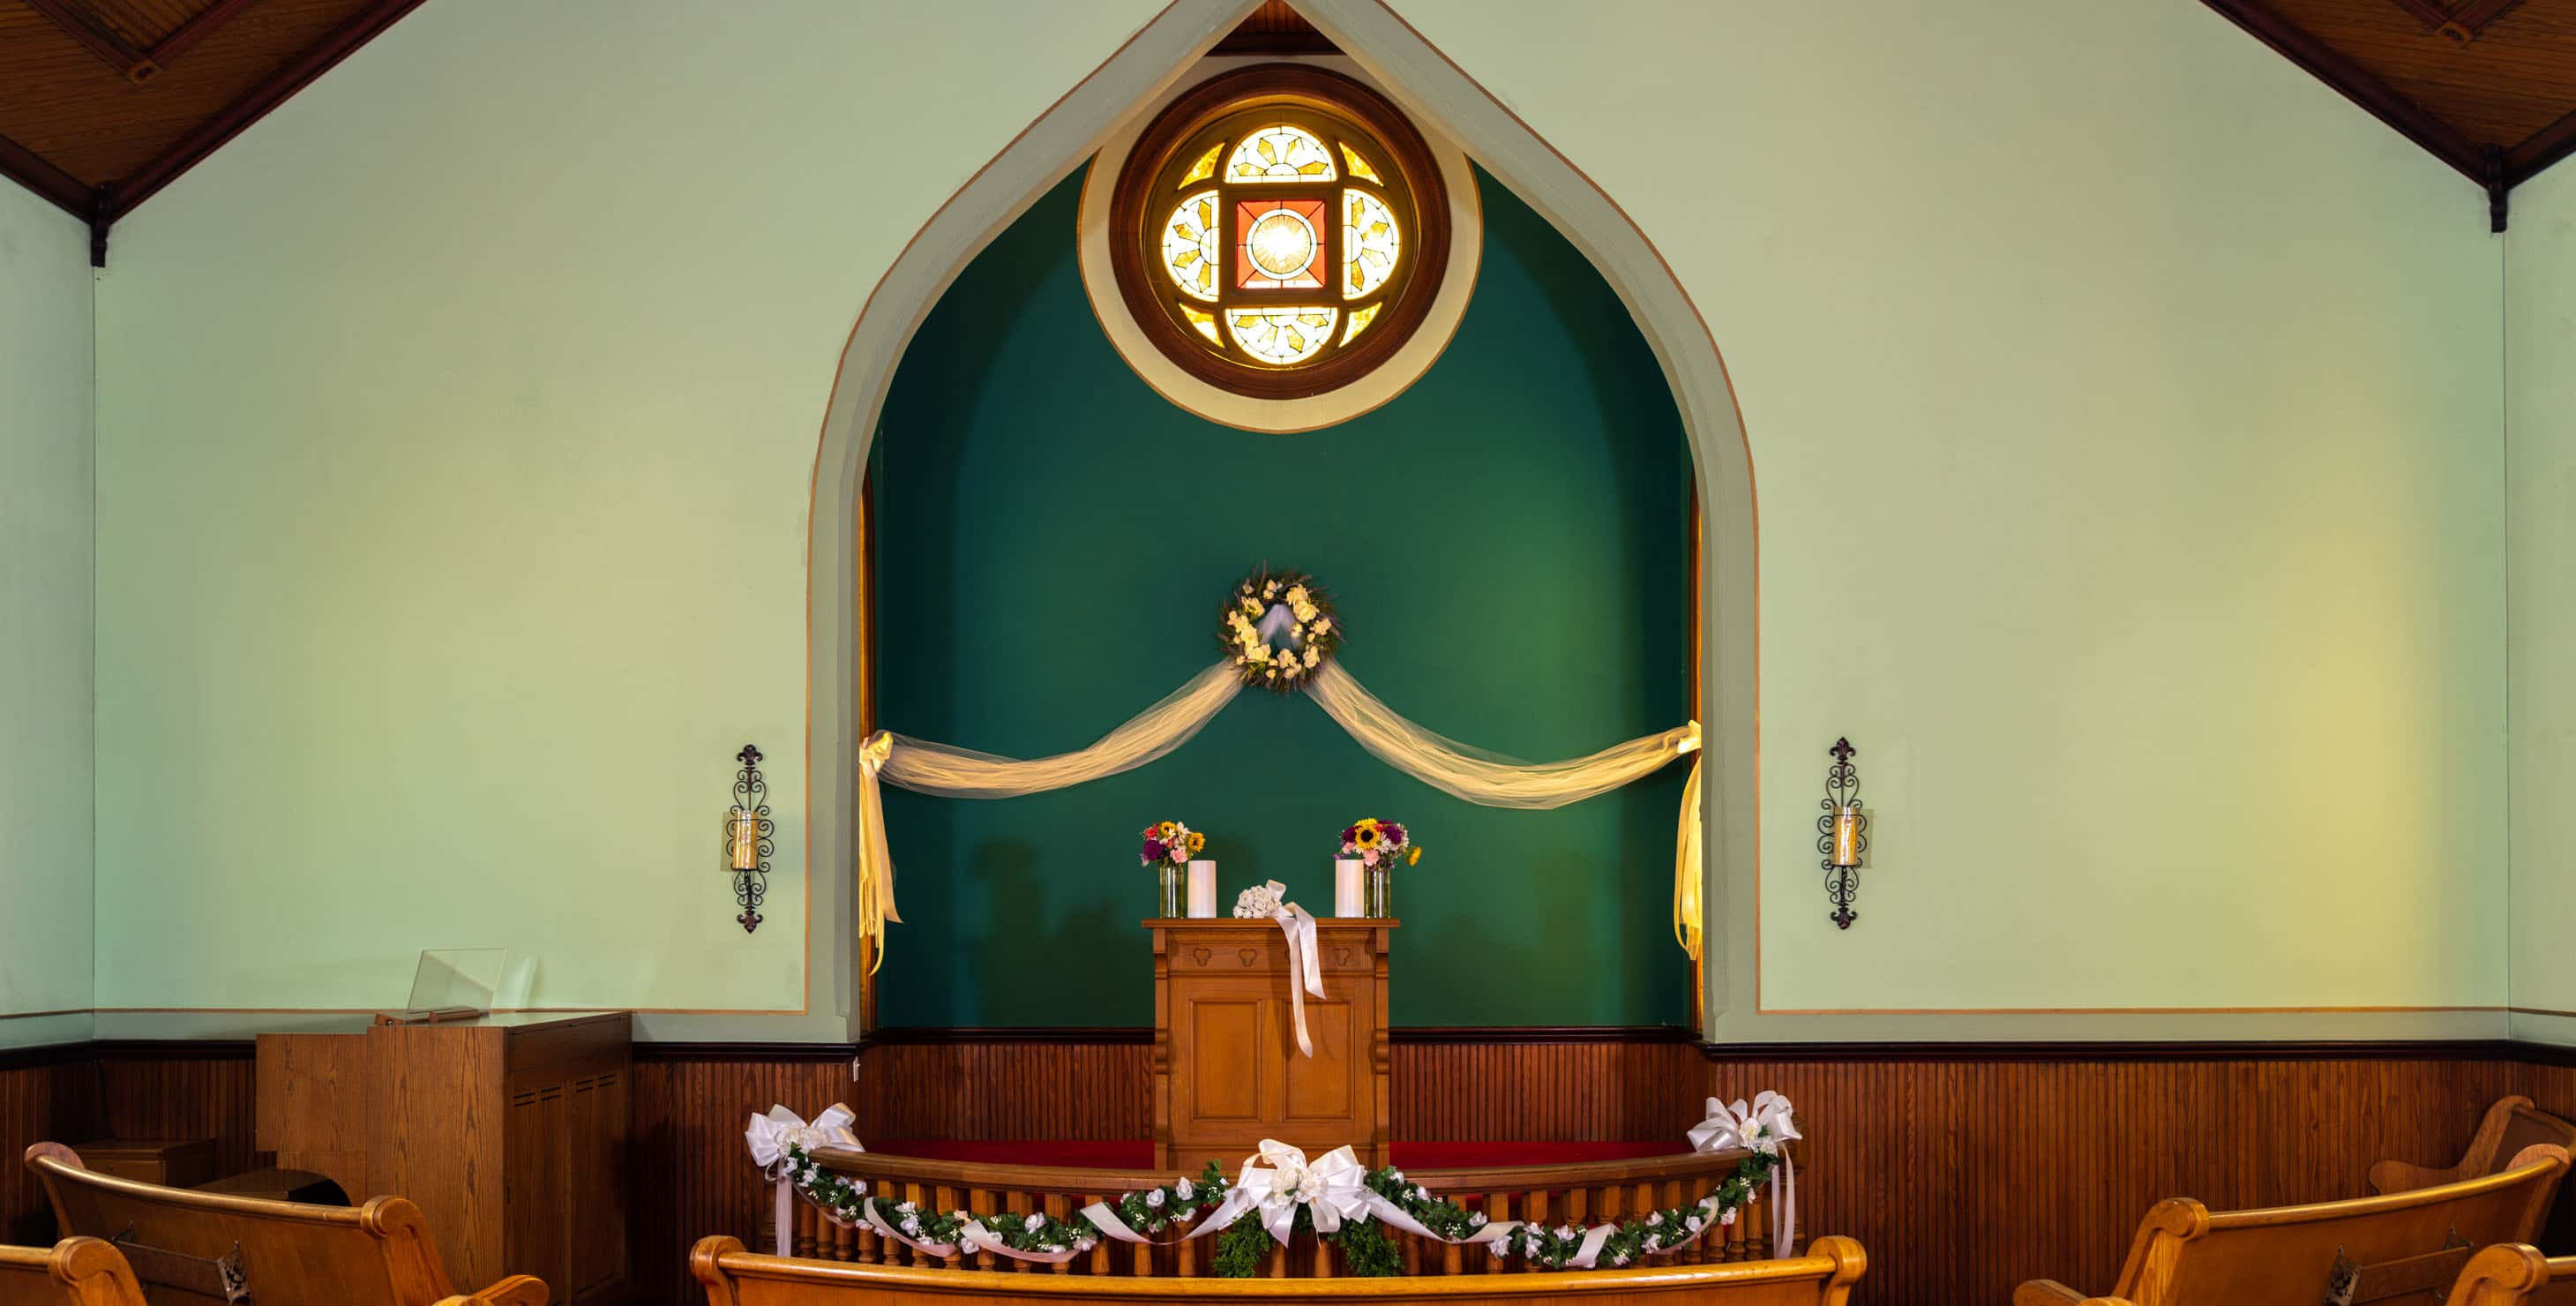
{"left": 1158, "top": 863, "right": 1184, "bottom": 918}
{"left": 1364, "top": 865, "right": 1390, "bottom": 918}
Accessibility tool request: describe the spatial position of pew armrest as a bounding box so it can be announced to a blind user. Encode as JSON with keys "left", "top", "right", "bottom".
{"left": 2367, "top": 1158, "right": 2455, "bottom": 1194}
{"left": 462, "top": 1275, "right": 550, "bottom": 1306}
{"left": 2015, "top": 1280, "right": 2090, "bottom": 1306}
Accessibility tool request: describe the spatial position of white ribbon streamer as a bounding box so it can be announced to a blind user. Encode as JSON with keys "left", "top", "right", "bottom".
{"left": 1272, "top": 895, "right": 1324, "bottom": 1059}
{"left": 744, "top": 1104, "right": 862, "bottom": 1257}
{"left": 1689, "top": 1092, "right": 1800, "bottom": 1257}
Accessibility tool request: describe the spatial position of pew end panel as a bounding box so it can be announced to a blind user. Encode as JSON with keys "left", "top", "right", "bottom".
{"left": 24, "top": 1141, "right": 549, "bottom": 1306}
{"left": 0, "top": 1237, "right": 148, "bottom": 1306}
{"left": 2375, "top": 1099, "right": 2576, "bottom": 1254}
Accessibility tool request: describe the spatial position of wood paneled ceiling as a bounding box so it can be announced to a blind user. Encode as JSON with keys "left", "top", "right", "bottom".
{"left": 2205, "top": 0, "right": 2576, "bottom": 228}
{"left": 0, "top": 0, "right": 422, "bottom": 262}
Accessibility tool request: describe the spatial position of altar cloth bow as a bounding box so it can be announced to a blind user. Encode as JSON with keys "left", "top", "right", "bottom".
{"left": 1232, "top": 1140, "right": 1371, "bottom": 1242}
{"left": 746, "top": 1103, "right": 861, "bottom": 1255}
{"left": 1689, "top": 1092, "right": 1799, "bottom": 1258}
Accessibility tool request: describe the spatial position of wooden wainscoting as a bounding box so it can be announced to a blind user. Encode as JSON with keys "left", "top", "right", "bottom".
{"left": 16, "top": 1032, "right": 2576, "bottom": 1306}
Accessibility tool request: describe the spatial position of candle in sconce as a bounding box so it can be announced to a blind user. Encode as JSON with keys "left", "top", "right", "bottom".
{"left": 1831, "top": 804, "right": 1861, "bottom": 868}
{"left": 729, "top": 813, "right": 759, "bottom": 872}
{"left": 1187, "top": 860, "right": 1217, "bottom": 918}
{"left": 1334, "top": 859, "right": 1364, "bottom": 917}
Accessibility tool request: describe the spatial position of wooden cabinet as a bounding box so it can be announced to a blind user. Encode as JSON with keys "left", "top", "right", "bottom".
{"left": 1147, "top": 919, "right": 1393, "bottom": 1175}
{"left": 256, "top": 1011, "right": 630, "bottom": 1304}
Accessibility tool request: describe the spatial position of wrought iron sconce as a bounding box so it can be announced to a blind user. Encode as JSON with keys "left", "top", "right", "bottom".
{"left": 1816, "top": 737, "right": 1868, "bottom": 929}
{"left": 726, "top": 743, "right": 773, "bottom": 934}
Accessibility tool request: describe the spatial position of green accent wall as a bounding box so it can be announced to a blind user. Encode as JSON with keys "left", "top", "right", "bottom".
{"left": 871, "top": 168, "right": 1693, "bottom": 1027}
{"left": 0, "top": 177, "right": 94, "bottom": 1047}
{"left": 2508, "top": 161, "right": 2576, "bottom": 1047}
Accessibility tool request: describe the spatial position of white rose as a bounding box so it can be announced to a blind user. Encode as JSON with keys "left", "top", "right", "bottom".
{"left": 1612, "top": 1251, "right": 1629, "bottom": 1266}
{"left": 1557, "top": 1225, "right": 1577, "bottom": 1239}
{"left": 1146, "top": 1189, "right": 1165, "bottom": 1208}
{"left": 1719, "top": 1208, "right": 1738, "bottom": 1226}
{"left": 1486, "top": 1242, "right": 1505, "bottom": 1257}
{"left": 897, "top": 1201, "right": 915, "bottom": 1214}
{"left": 1024, "top": 1213, "right": 1046, "bottom": 1233}
{"left": 1645, "top": 1212, "right": 1661, "bottom": 1226}
{"left": 1468, "top": 1211, "right": 1487, "bottom": 1227}
{"left": 1175, "top": 1178, "right": 1194, "bottom": 1200}
{"left": 1685, "top": 1215, "right": 1704, "bottom": 1233}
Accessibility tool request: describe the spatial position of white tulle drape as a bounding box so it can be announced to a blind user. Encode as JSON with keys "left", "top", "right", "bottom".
{"left": 854, "top": 660, "right": 1703, "bottom": 969}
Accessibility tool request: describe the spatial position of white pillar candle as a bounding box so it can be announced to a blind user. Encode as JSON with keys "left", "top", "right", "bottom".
{"left": 1335, "top": 859, "right": 1364, "bottom": 917}
{"left": 1187, "top": 860, "right": 1217, "bottom": 918}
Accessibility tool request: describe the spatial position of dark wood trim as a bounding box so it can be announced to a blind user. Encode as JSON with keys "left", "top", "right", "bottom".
{"left": 1396, "top": 1025, "right": 1702, "bottom": 1045}
{"left": 0, "top": 1041, "right": 98, "bottom": 1071}
{"left": 861, "top": 1026, "right": 1156, "bottom": 1046}
{"left": 19, "top": 0, "right": 154, "bottom": 81}
{"left": 0, "top": 131, "right": 98, "bottom": 221}
{"left": 146, "top": 0, "right": 263, "bottom": 70}
{"left": 636, "top": 1040, "right": 861, "bottom": 1062}
{"left": 89, "top": 1040, "right": 254, "bottom": 1061}
{"left": 1701, "top": 1038, "right": 2525, "bottom": 1062}
{"left": 2198, "top": 0, "right": 2486, "bottom": 183}
{"left": 107, "top": 0, "right": 431, "bottom": 221}
{"left": 2507, "top": 105, "right": 2576, "bottom": 187}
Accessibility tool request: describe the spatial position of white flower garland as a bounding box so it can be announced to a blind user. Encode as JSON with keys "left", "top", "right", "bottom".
{"left": 748, "top": 1094, "right": 1799, "bottom": 1277}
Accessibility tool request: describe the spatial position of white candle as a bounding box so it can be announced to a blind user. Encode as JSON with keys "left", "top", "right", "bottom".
{"left": 1187, "top": 860, "right": 1217, "bottom": 918}
{"left": 1335, "top": 859, "right": 1364, "bottom": 917}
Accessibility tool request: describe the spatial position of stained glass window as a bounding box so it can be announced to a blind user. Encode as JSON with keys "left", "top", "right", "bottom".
{"left": 1112, "top": 66, "right": 1449, "bottom": 394}
{"left": 1227, "top": 124, "right": 1336, "bottom": 183}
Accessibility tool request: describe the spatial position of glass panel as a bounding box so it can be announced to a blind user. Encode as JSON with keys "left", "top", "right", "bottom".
{"left": 1179, "top": 143, "right": 1222, "bottom": 187}
{"left": 1343, "top": 189, "right": 1402, "bottom": 299}
{"left": 1342, "top": 301, "right": 1381, "bottom": 343}
{"left": 1339, "top": 143, "right": 1385, "bottom": 185}
{"left": 1180, "top": 303, "right": 1221, "bottom": 347}
{"left": 1234, "top": 198, "right": 1327, "bottom": 290}
{"left": 1162, "top": 190, "right": 1221, "bottom": 302}
{"left": 401, "top": 948, "right": 507, "bottom": 1017}
{"left": 1227, "top": 124, "right": 1337, "bottom": 183}
{"left": 1227, "top": 306, "right": 1338, "bottom": 365}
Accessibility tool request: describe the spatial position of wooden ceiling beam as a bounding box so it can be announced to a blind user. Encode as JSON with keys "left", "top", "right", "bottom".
{"left": 106, "top": 0, "right": 431, "bottom": 222}
{"left": 2507, "top": 104, "right": 2576, "bottom": 186}
{"left": 19, "top": 0, "right": 159, "bottom": 83}
{"left": 2200, "top": 0, "right": 2487, "bottom": 184}
{"left": 0, "top": 129, "right": 97, "bottom": 221}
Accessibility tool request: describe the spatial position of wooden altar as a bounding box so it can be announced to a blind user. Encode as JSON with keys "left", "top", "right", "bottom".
{"left": 1146, "top": 918, "right": 1395, "bottom": 1175}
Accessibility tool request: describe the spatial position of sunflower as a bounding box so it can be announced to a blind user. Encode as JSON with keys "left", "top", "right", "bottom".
{"left": 1351, "top": 818, "right": 1382, "bottom": 850}
{"left": 1407, "top": 845, "right": 1422, "bottom": 865}
{"left": 1157, "top": 821, "right": 1179, "bottom": 840}
{"left": 1187, "top": 831, "right": 1207, "bottom": 853}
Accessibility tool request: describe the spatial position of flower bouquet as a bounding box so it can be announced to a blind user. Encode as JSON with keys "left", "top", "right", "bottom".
{"left": 1338, "top": 817, "right": 1419, "bottom": 917}
{"left": 1142, "top": 819, "right": 1204, "bottom": 916}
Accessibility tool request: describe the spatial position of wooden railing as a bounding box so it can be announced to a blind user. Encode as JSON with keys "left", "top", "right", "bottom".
{"left": 788, "top": 1146, "right": 1778, "bottom": 1277}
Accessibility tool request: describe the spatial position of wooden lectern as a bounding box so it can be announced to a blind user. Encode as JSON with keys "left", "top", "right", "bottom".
{"left": 1146, "top": 918, "right": 1394, "bottom": 1175}
{"left": 254, "top": 1010, "right": 630, "bottom": 1304}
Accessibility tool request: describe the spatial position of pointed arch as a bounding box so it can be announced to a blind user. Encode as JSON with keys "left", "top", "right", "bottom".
{"left": 804, "top": 0, "right": 1757, "bottom": 1038}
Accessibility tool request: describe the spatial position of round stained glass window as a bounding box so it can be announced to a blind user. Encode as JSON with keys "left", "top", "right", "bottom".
{"left": 1102, "top": 65, "right": 1454, "bottom": 400}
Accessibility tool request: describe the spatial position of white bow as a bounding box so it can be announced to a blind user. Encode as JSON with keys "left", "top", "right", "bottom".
{"left": 1688, "top": 1092, "right": 1800, "bottom": 1259}
{"left": 746, "top": 1103, "right": 862, "bottom": 1257}
{"left": 745, "top": 1102, "right": 861, "bottom": 1173}
{"left": 1230, "top": 1139, "right": 1369, "bottom": 1242}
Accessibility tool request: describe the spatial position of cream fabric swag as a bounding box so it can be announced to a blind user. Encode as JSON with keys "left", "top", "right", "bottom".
{"left": 854, "top": 659, "right": 1703, "bottom": 972}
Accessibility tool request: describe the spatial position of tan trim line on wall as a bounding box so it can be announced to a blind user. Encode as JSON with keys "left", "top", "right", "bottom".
{"left": 82, "top": 1005, "right": 805, "bottom": 1017}
{"left": 1757, "top": 1003, "right": 2504, "bottom": 1017}
{"left": 0, "top": 1010, "right": 90, "bottom": 1022}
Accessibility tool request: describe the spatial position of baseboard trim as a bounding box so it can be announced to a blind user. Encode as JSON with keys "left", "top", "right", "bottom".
{"left": 1703, "top": 1039, "right": 2527, "bottom": 1062}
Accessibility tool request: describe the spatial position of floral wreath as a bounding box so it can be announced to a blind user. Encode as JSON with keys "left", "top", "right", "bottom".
{"left": 1219, "top": 567, "right": 1339, "bottom": 692}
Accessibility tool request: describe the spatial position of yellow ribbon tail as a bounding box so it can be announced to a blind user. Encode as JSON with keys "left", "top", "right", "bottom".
{"left": 1673, "top": 754, "right": 1704, "bottom": 962}
{"left": 858, "top": 732, "right": 900, "bottom": 975}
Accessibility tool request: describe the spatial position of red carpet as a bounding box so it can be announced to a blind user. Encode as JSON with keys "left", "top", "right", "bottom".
{"left": 868, "top": 1140, "right": 1687, "bottom": 1169}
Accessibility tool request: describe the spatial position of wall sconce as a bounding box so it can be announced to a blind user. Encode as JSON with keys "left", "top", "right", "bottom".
{"left": 726, "top": 743, "right": 772, "bottom": 934}
{"left": 1816, "top": 737, "right": 1868, "bottom": 930}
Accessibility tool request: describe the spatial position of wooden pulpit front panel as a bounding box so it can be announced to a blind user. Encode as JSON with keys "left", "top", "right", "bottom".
{"left": 1148, "top": 919, "right": 1393, "bottom": 1175}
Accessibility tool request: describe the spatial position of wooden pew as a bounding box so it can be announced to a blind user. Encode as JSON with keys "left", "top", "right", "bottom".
{"left": 2435, "top": 1244, "right": 2576, "bottom": 1306}
{"left": 2375, "top": 1098, "right": 2576, "bottom": 1252}
{"left": 2016, "top": 1144, "right": 2570, "bottom": 1306}
{"left": 686, "top": 1233, "right": 1869, "bottom": 1304}
{"left": 0, "top": 1239, "right": 146, "bottom": 1306}
{"left": 24, "top": 1145, "right": 548, "bottom": 1306}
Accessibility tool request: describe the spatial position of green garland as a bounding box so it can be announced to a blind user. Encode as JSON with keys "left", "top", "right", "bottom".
{"left": 776, "top": 1142, "right": 1779, "bottom": 1275}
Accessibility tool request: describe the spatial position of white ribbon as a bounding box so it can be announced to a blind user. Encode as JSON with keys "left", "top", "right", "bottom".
{"left": 1689, "top": 1092, "right": 1800, "bottom": 1257}
{"left": 745, "top": 1103, "right": 861, "bottom": 1257}
{"left": 1262, "top": 887, "right": 1326, "bottom": 1059}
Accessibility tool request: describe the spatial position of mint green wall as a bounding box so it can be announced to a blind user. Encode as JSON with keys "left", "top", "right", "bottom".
{"left": 1397, "top": 0, "right": 2509, "bottom": 1030}
{"left": 871, "top": 170, "right": 1692, "bottom": 1028}
{"left": 0, "top": 177, "right": 94, "bottom": 1049}
{"left": 76, "top": 0, "right": 2520, "bottom": 1040}
{"left": 2507, "top": 162, "right": 2576, "bottom": 1047}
